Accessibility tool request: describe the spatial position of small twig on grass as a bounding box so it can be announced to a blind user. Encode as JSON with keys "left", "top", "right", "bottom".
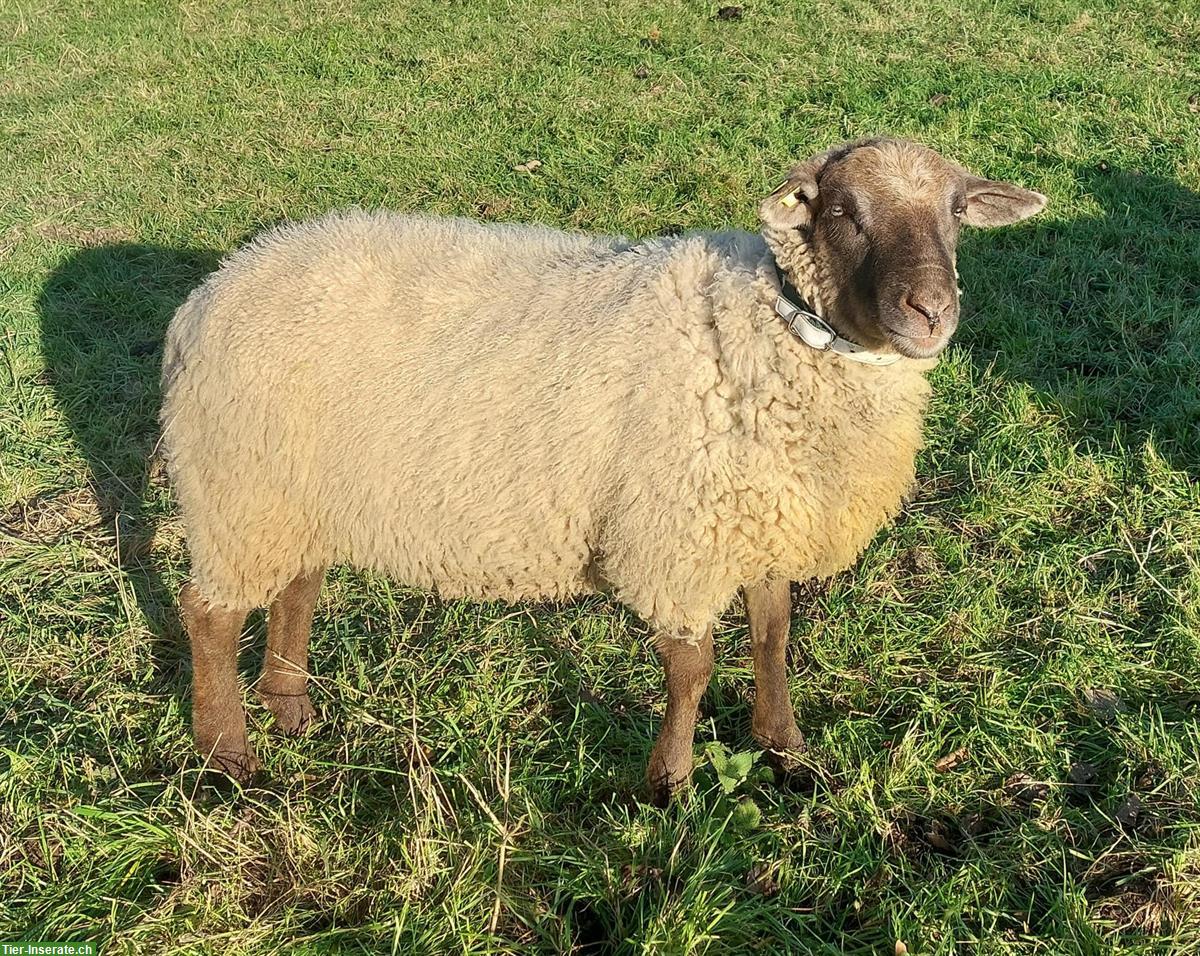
{"left": 456, "top": 742, "right": 515, "bottom": 935}
{"left": 491, "top": 743, "right": 511, "bottom": 934}
{"left": 1121, "top": 527, "right": 1178, "bottom": 602}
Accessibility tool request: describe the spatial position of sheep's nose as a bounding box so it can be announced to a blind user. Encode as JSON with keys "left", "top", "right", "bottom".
{"left": 903, "top": 288, "right": 957, "bottom": 333}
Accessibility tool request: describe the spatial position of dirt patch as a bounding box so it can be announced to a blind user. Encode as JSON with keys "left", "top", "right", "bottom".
{"left": 1, "top": 486, "right": 105, "bottom": 543}
{"left": 1084, "top": 856, "right": 1183, "bottom": 936}
{"left": 34, "top": 222, "right": 134, "bottom": 247}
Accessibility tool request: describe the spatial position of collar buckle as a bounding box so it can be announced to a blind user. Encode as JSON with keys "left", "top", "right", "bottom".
{"left": 772, "top": 274, "right": 901, "bottom": 367}
{"left": 786, "top": 309, "right": 835, "bottom": 349}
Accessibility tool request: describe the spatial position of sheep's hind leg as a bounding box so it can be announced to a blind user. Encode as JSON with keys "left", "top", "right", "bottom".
{"left": 180, "top": 582, "right": 258, "bottom": 780}
{"left": 258, "top": 567, "right": 325, "bottom": 735}
{"left": 646, "top": 630, "right": 714, "bottom": 805}
{"left": 745, "top": 580, "right": 805, "bottom": 767}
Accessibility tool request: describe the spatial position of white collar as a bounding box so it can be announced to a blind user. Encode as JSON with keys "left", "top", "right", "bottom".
{"left": 773, "top": 272, "right": 901, "bottom": 367}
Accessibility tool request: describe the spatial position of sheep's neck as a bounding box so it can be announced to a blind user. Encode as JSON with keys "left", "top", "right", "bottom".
{"left": 760, "top": 224, "right": 832, "bottom": 319}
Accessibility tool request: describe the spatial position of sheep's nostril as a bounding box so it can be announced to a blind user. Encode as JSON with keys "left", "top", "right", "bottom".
{"left": 904, "top": 295, "right": 940, "bottom": 333}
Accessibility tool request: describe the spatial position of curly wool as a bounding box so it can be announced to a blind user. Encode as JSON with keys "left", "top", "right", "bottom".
{"left": 161, "top": 210, "right": 932, "bottom": 639}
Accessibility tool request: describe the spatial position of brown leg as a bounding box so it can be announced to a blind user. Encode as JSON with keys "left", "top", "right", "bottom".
{"left": 258, "top": 567, "right": 325, "bottom": 735}
{"left": 646, "top": 630, "right": 714, "bottom": 805}
{"left": 180, "top": 581, "right": 258, "bottom": 780}
{"left": 745, "top": 579, "right": 805, "bottom": 756}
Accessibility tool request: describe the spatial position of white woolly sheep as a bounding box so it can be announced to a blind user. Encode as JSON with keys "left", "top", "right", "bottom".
{"left": 161, "top": 138, "right": 1046, "bottom": 800}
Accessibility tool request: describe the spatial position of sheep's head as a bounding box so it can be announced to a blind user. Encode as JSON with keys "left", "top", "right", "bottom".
{"left": 759, "top": 138, "right": 1046, "bottom": 359}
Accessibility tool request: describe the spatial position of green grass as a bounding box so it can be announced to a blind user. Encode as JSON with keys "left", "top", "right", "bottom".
{"left": 2, "top": 0, "right": 1199, "bottom": 951}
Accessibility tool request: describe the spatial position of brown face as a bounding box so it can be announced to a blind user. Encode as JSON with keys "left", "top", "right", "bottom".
{"left": 760, "top": 139, "right": 1047, "bottom": 359}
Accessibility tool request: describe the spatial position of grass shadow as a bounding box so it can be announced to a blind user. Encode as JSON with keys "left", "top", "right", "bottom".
{"left": 959, "top": 164, "right": 1200, "bottom": 474}
{"left": 37, "top": 244, "right": 220, "bottom": 687}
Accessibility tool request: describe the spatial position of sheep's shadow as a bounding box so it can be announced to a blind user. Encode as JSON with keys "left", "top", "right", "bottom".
{"left": 37, "top": 244, "right": 220, "bottom": 688}
{"left": 957, "top": 164, "right": 1200, "bottom": 475}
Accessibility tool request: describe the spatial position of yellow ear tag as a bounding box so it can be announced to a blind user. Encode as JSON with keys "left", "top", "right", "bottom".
{"left": 778, "top": 191, "right": 800, "bottom": 208}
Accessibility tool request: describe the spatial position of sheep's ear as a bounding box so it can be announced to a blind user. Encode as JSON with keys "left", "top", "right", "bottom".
{"left": 962, "top": 177, "right": 1047, "bottom": 227}
{"left": 759, "top": 148, "right": 840, "bottom": 230}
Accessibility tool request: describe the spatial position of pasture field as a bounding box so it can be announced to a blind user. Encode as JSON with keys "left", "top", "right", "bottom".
{"left": 1, "top": 0, "right": 1199, "bottom": 952}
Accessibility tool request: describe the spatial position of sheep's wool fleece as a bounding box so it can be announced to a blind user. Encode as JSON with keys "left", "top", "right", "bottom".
{"left": 161, "top": 211, "right": 933, "bottom": 640}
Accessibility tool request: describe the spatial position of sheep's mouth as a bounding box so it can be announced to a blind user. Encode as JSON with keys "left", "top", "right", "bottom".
{"left": 882, "top": 323, "right": 954, "bottom": 359}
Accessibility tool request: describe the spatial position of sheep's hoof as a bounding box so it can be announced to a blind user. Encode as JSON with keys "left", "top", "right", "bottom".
{"left": 261, "top": 691, "right": 317, "bottom": 736}
{"left": 197, "top": 736, "right": 260, "bottom": 784}
{"left": 753, "top": 724, "right": 807, "bottom": 775}
{"left": 645, "top": 749, "right": 693, "bottom": 807}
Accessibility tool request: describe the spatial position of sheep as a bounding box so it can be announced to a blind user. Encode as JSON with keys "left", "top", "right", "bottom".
{"left": 161, "top": 137, "right": 1046, "bottom": 801}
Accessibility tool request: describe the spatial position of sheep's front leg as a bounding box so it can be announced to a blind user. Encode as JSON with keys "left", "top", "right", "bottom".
{"left": 180, "top": 582, "right": 258, "bottom": 781}
{"left": 258, "top": 566, "right": 325, "bottom": 735}
{"left": 745, "top": 580, "right": 805, "bottom": 760}
{"left": 646, "top": 630, "right": 713, "bottom": 805}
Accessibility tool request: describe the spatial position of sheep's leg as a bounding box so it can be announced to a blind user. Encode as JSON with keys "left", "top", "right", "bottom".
{"left": 646, "top": 630, "right": 713, "bottom": 805}
{"left": 257, "top": 567, "right": 325, "bottom": 735}
{"left": 745, "top": 579, "right": 805, "bottom": 760}
{"left": 180, "top": 582, "right": 258, "bottom": 780}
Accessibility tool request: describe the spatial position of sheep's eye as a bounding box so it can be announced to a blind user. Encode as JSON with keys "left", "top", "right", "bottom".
{"left": 953, "top": 203, "right": 967, "bottom": 217}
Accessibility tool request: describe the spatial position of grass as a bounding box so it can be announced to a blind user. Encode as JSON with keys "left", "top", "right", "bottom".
{"left": 1, "top": 0, "right": 1199, "bottom": 951}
